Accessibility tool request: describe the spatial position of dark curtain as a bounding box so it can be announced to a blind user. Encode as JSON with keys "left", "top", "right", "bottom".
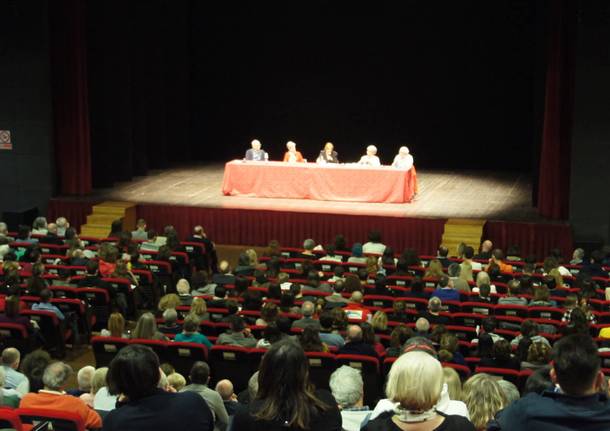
{"left": 537, "top": 0, "right": 576, "bottom": 219}
{"left": 483, "top": 221, "right": 573, "bottom": 261}
{"left": 49, "top": 0, "right": 92, "bottom": 195}
{"left": 86, "top": 0, "right": 191, "bottom": 188}
{"left": 46, "top": 199, "right": 97, "bottom": 232}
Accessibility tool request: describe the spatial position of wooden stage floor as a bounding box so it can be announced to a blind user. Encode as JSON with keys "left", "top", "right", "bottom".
{"left": 92, "top": 163, "right": 543, "bottom": 221}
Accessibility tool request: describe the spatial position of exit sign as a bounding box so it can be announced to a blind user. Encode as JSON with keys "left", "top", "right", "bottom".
{"left": 0, "top": 131, "right": 12, "bottom": 150}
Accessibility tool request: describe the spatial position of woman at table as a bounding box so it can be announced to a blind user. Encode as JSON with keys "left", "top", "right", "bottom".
{"left": 283, "top": 141, "right": 305, "bottom": 163}
{"left": 391, "top": 146, "right": 414, "bottom": 170}
{"left": 316, "top": 142, "right": 339, "bottom": 164}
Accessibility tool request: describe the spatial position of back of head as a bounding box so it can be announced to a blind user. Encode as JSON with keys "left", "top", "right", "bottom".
{"left": 183, "top": 314, "right": 199, "bottom": 333}
{"left": 189, "top": 361, "right": 210, "bottom": 385}
{"left": 447, "top": 263, "right": 460, "bottom": 277}
{"left": 415, "top": 317, "right": 430, "bottom": 334}
{"left": 162, "top": 308, "right": 178, "bottom": 325}
{"left": 350, "top": 290, "right": 363, "bottom": 304}
{"left": 303, "top": 238, "right": 315, "bottom": 251}
{"left": 497, "top": 379, "right": 520, "bottom": 405}
{"left": 524, "top": 365, "right": 553, "bottom": 395}
{"left": 107, "top": 344, "right": 160, "bottom": 400}
{"left": 463, "top": 373, "right": 506, "bottom": 430}
{"left": 256, "top": 341, "right": 326, "bottom": 428}
{"left": 463, "top": 246, "right": 475, "bottom": 259}
{"left": 347, "top": 324, "right": 363, "bottom": 342}
{"left": 301, "top": 301, "right": 315, "bottom": 317}
{"left": 386, "top": 351, "right": 443, "bottom": 412}
{"left": 229, "top": 315, "right": 246, "bottom": 332}
{"left": 438, "top": 246, "right": 449, "bottom": 258}
{"left": 132, "top": 312, "right": 157, "bottom": 339}
{"left": 215, "top": 379, "right": 234, "bottom": 401}
{"left": 329, "top": 365, "right": 363, "bottom": 409}
{"left": 479, "top": 283, "right": 491, "bottom": 297}
{"left": 77, "top": 365, "right": 96, "bottom": 391}
{"left": 43, "top": 362, "right": 73, "bottom": 391}
{"left": 552, "top": 334, "right": 601, "bottom": 396}
{"left": 1, "top": 347, "right": 20, "bottom": 367}
{"left": 428, "top": 296, "right": 442, "bottom": 313}
{"left": 438, "top": 275, "right": 450, "bottom": 288}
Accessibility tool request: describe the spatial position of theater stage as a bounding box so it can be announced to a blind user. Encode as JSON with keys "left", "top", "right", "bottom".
{"left": 90, "top": 163, "right": 541, "bottom": 221}
{"left": 48, "top": 163, "right": 571, "bottom": 258}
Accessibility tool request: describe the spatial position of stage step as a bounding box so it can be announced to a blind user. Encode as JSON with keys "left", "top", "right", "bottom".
{"left": 79, "top": 201, "right": 137, "bottom": 239}
{"left": 441, "top": 218, "right": 486, "bottom": 256}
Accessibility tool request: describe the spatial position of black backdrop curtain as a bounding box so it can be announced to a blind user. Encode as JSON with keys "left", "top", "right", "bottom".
{"left": 86, "top": 0, "right": 190, "bottom": 188}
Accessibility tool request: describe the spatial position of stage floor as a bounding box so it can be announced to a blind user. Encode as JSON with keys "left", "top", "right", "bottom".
{"left": 92, "top": 163, "right": 542, "bottom": 221}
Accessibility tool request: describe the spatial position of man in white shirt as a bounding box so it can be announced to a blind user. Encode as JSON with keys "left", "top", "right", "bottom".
{"left": 391, "top": 146, "right": 414, "bottom": 170}
{"left": 1, "top": 348, "right": 27, "bottom": 391}
{"left": 358, "top": 145, "right": 381, "bottom": 166}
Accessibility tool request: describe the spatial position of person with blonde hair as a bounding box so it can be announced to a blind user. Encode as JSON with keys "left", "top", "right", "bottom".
{"left": 424, "top": 259, "right": 445, "bottom": 279}
{"left": 158, "top": 293, "right": 181, "bottom": 315}
{"left": 459, "top": 260, "right": 474, "bottom": 283}
{"left": 167, "top": 372, "right": 187, "bottom": 392}
{"left": 283, "top": 141, "right": 305, "bottom": 163}
{"left": 474, "top": 271, "right": 496, "bottom": 294}
{"left": 462, "top": 373, "right": 506, "bottom": 430}
{"left": 176, "top": 278, "right": 193, "bottom": 306}
{"left": 189, "top": 297, "right": 210, "bottom": 322}
{"left": 371, "top": 311, "right": 389, "bottom": 333}
{"left": 442, "top": 367, "right": 463, "bottom": 402}
{"left": 365, "top": 351, "right": 475, "bottom": 430}
{"left": 316, "top": 142, "right": 339, "bottom": 164}
{"left": 100, "top": 312, "right": 128, "bottom": 338}
{"left": 131, "top": 312, "right": 168, "bottom": 341}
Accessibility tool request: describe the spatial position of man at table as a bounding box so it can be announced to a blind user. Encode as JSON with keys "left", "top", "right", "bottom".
{"left": 283, "top": 141, "right": 305, "bottom": 163}
{"left": 391, "top": 146, "right": 414, "bottom": 170}
{"left": 244, "top": 139, "right": 268, "bottom": 161}
{"left": 358, "top": 145, "right": 381, "bottom": 166}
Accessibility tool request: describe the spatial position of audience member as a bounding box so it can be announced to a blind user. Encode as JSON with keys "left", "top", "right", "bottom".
{"left": 175, "top": 314, "right": 212, "bottom": 348}
{"left": 232, "top": 341, "right": 341, "bottom": 430}
{"left": 104, "top": 344, "right": 213, "bottom": 430}
{"left": 131, "top": 312, "right": 168, "bottom": 341}
{"left": 463, "top": 373, "right": 506, "bottom": 431}
{"left": 432, "top": 275, "right": 460, "bottom": 301}
{"left": 419, "top": 296, "right": 450, "bottom": 325}
{"left": 338, "top": 325, "right": 378, "bottom": 358}
{"left": 217, "top": 315, "right": 257, "bottom": 347}
{"left": 330, "top": 365, "right": 371, "bottom": 431}
{"left": 20, "top": 362, "right": 102, "bottom": 429}
{"left": 215, "top": 379, "right": 239, "bottom": 416}
{"left": 181, "top": 361, "right": 228, "bottom": 431}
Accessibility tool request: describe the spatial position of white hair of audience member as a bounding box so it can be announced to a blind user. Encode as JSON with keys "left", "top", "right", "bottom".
{"left": 43, "top": 362, "right": 73, "bottom": 391}
{"left": 496, "top": 379, "right": 520, "bottom": 405}
{"left": 329, "top": 365, "right": 364, "bottom": 409}
{"left": 91, "top": 367, "right": 108, "bottom": 395}
{"left": 176, "top": 278, "right": 191, "bottom": 295}
{"left": 366, "top": 145, "right": 377, "bottom": 155}
{"left": 286, "top": 141, "right": 296, "bottom": 150}
{"left": 572, "top": 248, "right": 585, "bottom": 260}
{"left": 33, "top": 216, "right": 48, "bottom": 231}
{"left": 251, "top": 139, "right": 261, "bottom": 150}
{"left": 248, "top": 371, "right": 259, "bottom": 401}
{"left": 56, "top": 217, "right": 69, "bottom": 234}
{"left": 386, "top": 351, "right": 443, "bottom": 411}
{"left": 0, "top": 223, "right": 8, "bottom": 235}
{"left": 77, "top": 365, "right": 96, "bottom": 391}
{"left": 162, "top": 308, "right": 178, "bottom": 324}
{"left": 399, "top": 146, "right": 410, "bottom": 155}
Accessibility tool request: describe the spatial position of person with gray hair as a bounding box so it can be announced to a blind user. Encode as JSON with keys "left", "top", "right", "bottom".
{"left": 448, "top": 262, "right": 471, "bottom": 293}
{"left": 419, "top": 297, "right": 450, "bottom": 325}
{"left": 329, "top": 365, "right": 371, "bottom": 431}
{"left": 358, "top": 145, "right": 381, "bottom": 166}
{"left": 32, "top": 216, "right": 48, "bottom": 235}
{"left": 20, "top": 362, "right": 102, "bottom": 429}
{"left": 291, "top": 301, "right": 321, "bottom": 330}
{"left": 301, "top": 238, "right": 316, "bottom": 258}
{"left": 0, "top": 222, "right": 13, "bottom": 241}
{"left": 159, "top": 308, "right": 182, "bottom": 335}
{"left": 497, "top": 379, "right": 520, "bottom": 405}
{"left": 75, "top": 365, "right": 95, "bottom": 395}
{"left": 391, "top": 146, "right": 414, "bottom": 170}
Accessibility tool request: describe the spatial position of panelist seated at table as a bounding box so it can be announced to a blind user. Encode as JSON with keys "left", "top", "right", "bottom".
{"left": 316, "top": 142, "right": 339, "bottom": 164}
{"left": 391, "top": 146, "right": 414, "bottom": 170}
{"left": 357, "top": 145, "right": 381, "bottom": 166}
{"left": 244, "top": 139, "right": 269, "bottom": 161}
{"left": 283, "top": 141, "right": 305, "bottom": 163}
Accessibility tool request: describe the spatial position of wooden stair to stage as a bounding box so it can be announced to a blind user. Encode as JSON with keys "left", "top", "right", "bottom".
{"left": 441, "top": 218, "right": 486, "bottom": 256}
{"left": 80, "top": 201, "right": 136, "bottom": 238}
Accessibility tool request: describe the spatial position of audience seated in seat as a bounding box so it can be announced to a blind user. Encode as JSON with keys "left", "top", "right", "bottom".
{"left": 181, "top": 361, "right": 229, "bottom": 431}
{"left": 103, "top": 344, "right": 213, "bottom": 431}
{"left": 217, "top": 315, "right": 257, "bottom": 348}
{"left": 291, "top": 301, "right": 321, "bottom": 330}
{"left": 493, "top": 334, "right": 610, "bottom": 430}
{"left": 431, "top": 275, "right": 460, "bottom": 302}
{"left": 463, "top": 373, "right": 506, "bottom": 431}
{"left": 419, "top": 296, "right": 450, "bottom": 325}
{"left": 232, "top": 341, "right": 342, "bottom": 430}
{"left": 497, "top": 280, "right": 527, "bottom": 306}
{"left": 215, "top": 379, "right": 240, "bottom": 416}
{"left": 19, "top": 361, "right": 102, "bottom": 430}
{"left": 366, "top": 350, "right": 474, "bottom": 430}
{"left": 338, "top": 325, "right": 378, "bottom": 358}
{"left": 132, "top": 312, "right": 168, "bottom": 341}
{"left": 330, "top": 365, "right": 371, "bottom": 431}
{"left": 175, "top": 314, "right": 212, "bottom": 348}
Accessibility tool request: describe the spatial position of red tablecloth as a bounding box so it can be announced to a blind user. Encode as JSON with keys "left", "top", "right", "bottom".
{"left": 222, "top": 161, "right": 417, "bottom": 203}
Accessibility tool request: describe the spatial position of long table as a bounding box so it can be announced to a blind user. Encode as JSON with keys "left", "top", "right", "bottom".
{"left": 221, "top": 160, "right": 417, "bottom": 203}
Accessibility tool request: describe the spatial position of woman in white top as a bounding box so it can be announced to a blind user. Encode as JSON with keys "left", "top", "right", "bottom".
{"left": 391, "top": 146, "right": 414, "bottom": 170}
{"left": 358, "top": 145, "right": 381, "bottom": 166}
